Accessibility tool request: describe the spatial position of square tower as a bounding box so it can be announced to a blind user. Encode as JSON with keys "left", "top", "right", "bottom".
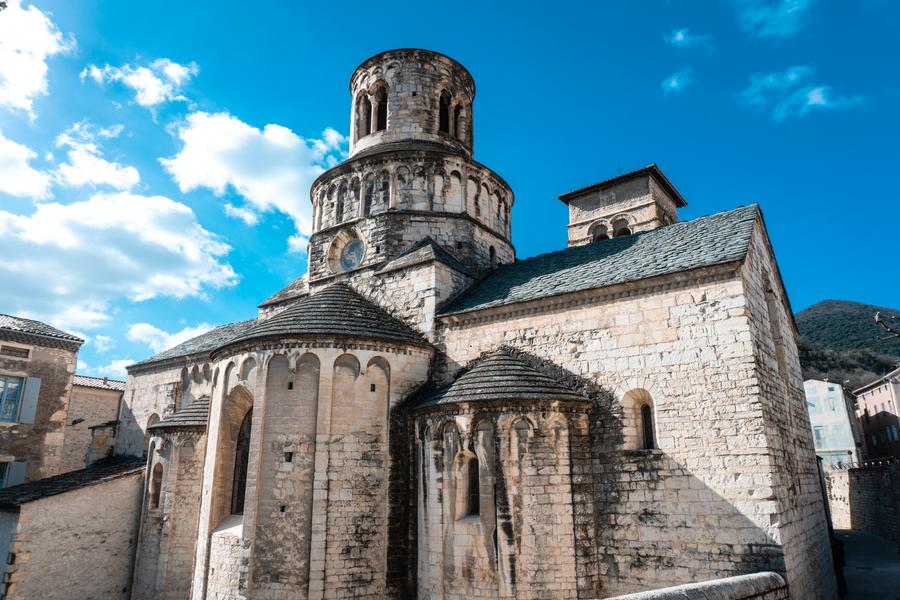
{"left": 559, "top": 164, "right": 686, "bottom": 246}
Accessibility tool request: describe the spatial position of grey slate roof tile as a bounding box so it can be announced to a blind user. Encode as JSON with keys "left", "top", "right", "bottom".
{"left": 0, "top": 314, "right": 83, "bottom": 344}
{"left": 149, "top": 396, "right": 210, "bottom": 430}
{"left": 378, "top": 236, "right": 472, "bottom": 276}
{"left": 0, "top": 457, "right": 145, "bottom": 509}
{"left": 440, "top": 204, "right": 759, "bottom": 316}
{"left": 419, "top": 348, "right": 587, "bottom": 408}
{"left": 221, "top": 283, "right": 428, "bottom": 351}
{"left": 259, "top": 274, "right": 309, "bottom": 308}
{"left": 130, "top": 319, "right": 257, "bottom": 369}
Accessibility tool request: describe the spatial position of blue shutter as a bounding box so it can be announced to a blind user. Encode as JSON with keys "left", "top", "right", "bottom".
{"left": 7, "top": 462, "right": 25, "bottom": 487}
{"left": 18, "top": 377, "right": 40, "bottom": 424}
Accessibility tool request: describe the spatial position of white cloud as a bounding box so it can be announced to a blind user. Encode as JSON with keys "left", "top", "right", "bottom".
{"left": 224, "top": 203, "right": 260, "bottom": 226}
{"left": 661, "top": 69, "right": 693, "bottom": 96}
{"left": 88, "top": 358, "right": 134, "bottom": 379}
{"left": 127, "top": 322, "right": 213, "bottom": 353}
{"left": 55, "top": 121, "right": 140, "bottom": 190}
{"left": 733, "top": 0, "right": 815, "bottom": 39}
{"left": 0, "top": 130, "right": 52, "bottom": 199}
{"left": 81, "top": 58, "right": 198, "bottom": 109}
{"left": 0, "top": 0, "right": 74, "bottom": 118}
{"left": 93, "top": 335, "right": 114, "bottom": 353}
{"left": 741, "top": 66, "right": 863, "bottom": 121}
{"left": 0, "top": 191, "right": 238, "bottom": 331}
{"left": 161, "top": 112, "right": 347, "bottom": 250}
{"left": 665, "top": 28, "right": 713, "bottom": 50}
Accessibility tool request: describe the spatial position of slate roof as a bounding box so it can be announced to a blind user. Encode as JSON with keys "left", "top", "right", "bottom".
{"left": 378, "top": 237, "right": 472, "bottom": 276}
{"left": 129, "top": 319, "right": 257, "bottom": 370}
{"left": 0, "top": 457, "right": 145, "bottom": 509}
{"left": 440, "top": 204, "right": 760, "bottom": 316}
{"left": 219, "top": 283, "right": 428, "bottom": 352}
{"left": 419, "top": 348, "right": 587, "bottom": 408}
{"left": 148, "top": 396, "right": 211, "bottom": 430}
{"left": 73, "top": 375, "right": 126, "bottom": 391}
{"left": 559, "top": 163, "right": 687, "bottom": 206}
{"left": 259, "top": 274, "right": 309, "bottom": 308}
{"left": 0, "top": 314, "right": 83, "bottom": 344}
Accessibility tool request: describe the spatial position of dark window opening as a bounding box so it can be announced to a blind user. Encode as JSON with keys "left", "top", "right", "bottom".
{"left": 231, "top": 409, "right": 252, "bottom": 515}
{"left": 287, "top": 381, "right": 293, "bottom": 390}
{"left": 374, "top": 88, "right": 387, "bottom": 132}
{"left": 453, "top": 104, "right": 462, "bottom": 139}
{"left": 370, "top": 383, "right": 377, "bottom": 392}
{"left": 641, "top": 404, "right": 655, "bottom": 450}
{"left": 591, "top": 224, "right": 609, "bottom": 243}
{"left": 284, "top": 452, "right": 293, "bottom": 463}
{"left": 466, "top": 456, "right": 480, "bottom": 516}
{"left": 489, "top": 246, "right": 497, "bottom": 269}
{"left": 149, "top": 462, "right": 163, "bottom": 509}
{"left": 439, "top": 92, "right": 451, "bottom": 134}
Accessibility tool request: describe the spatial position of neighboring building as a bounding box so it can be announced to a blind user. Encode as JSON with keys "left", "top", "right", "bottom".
{"left": 60, "top": 375, "right": 126, "bottom": 473}
{"left": 854, "top": 366, "right": 900, "bottom": 459}
{"left": 116, "top": 49, "right": 836, "bottom": 600}
{"left": 0, "top": 314, "right": 83, "bottom": 484}
{"left": 0, "top": 457, "right": 145, "bottom": 600}
{"left": 803, "top": 379, "right": 863, "bottom": 468}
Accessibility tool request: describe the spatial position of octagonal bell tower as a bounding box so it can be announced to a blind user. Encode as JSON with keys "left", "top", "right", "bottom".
{"left": 306, "top": 49, "right": 514, "bottom": 288}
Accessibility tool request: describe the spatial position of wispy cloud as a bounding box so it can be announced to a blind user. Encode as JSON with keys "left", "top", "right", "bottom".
{"left": 740, "top": 66, "right": 863, "bottom": 121}
{"left": 733, "top": 0, "right": 815, "bottom": 39}
{"left": 161, "top": 112, "right": 347, "bottom": 252}
{"left": 0, "top": 0, "right": 75, "bottom": 119}
{"left": 55, "top": 121, "right": 140, "bottom": 190}
{"left": 661, "top": 68, "right": 693, "bottom": 96}
{"left": 127, "top": 322, "right": 213, "bottom": 353}
{"left": 0, "top": 129, "right": 52, "bottom": 199}
{"left": 81, "top": 58, "right": 198, "bottom": 110}
{"left": 665, "top": 28, "right": 713, "bottom": 50}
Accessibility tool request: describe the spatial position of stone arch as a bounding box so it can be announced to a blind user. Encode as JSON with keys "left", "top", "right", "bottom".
{"left": 379, "top": 169, "right": 391, "bottom": 210}
{"left": 432, "top": 170, "right": 445, "bottom": 209}
{"left": 240, "top": 357, "right": 257, "bottom": 383}
{"left": 411, "top": 165, "right": 428, "bottom": 210}
{"left": 203, "top": 363, "right": 212, "bottom": 381}
{"left": 621, "top": 388, "right": 655, "bottom": 450}
{"left": 372, "top": 84, "right": 388, "bottom": 132}
{"left": 336, "top": 180, "right": 348, "bottom": 223}
{"left": 467, "top": 177, "right": 480, "bottom": 217}
{"left": 438, "top": 89, "right": 452, "bottom": 134}
{"left": 350, "top": 177, "right": 361, "bottom": 219}
{"left": 356, "top": 93, "right": 372, "bottom": 139}
{"left": 179, "top": 367, "right": 190, "bottom": 411}
{"left": 191, "top": 365, "right": 202, "bottom": 384}
{"left": 222, "top": 361, "right": 236, "bottom": 396}
{"left": 211, "top": 384, "right": 254, "bottom": 526}
{"left": 447, "top": 171, "right": 464, "bottom": 212}
{"left": 144, "top": 414, "right": 159, "bottom": 457}
{"left": 511, "top": 417, "right": 534, "bottom": 462}
{"left": 326, "top": 184, "right": 337, "bottom": 227}
{"left": 453, "top": 449, "right": 479, "bottom": 518}
{"left": 612, "top": 214, "right": 634, "bottom": 237}
{"left": 395, "top": 165, "right": 411, "bottom": 209}
{"left": 589, "top": 220, "right": 610, "bottom": 243}
{"left": 363, "top": 173, "right": 375, "bottom": 215}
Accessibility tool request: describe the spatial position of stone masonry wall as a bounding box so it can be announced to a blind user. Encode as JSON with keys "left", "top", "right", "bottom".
{"left": 2, "top": 469, "right": 143, "bottom": 600}
{"left": 433, "top": 246, "right": 831, "bottom": 597}
{"left": 59, "top": 385, "right": 121, "bottom": 472}
{"left": 739, "top": 225, "right": 836, "bottom": 600}
{"left": 0, "top": 339, "right": 78, "bottom": 481}
{"left": 825, "top": 463, "right": 900, "bottom": 542}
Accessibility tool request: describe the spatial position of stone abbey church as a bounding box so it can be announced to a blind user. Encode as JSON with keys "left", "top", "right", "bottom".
{"left": 113, "top": 49, "right": 835, "bottom": 599}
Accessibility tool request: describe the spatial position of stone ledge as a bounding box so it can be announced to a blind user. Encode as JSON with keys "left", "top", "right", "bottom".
{"left": 602, "top": 572, "right": 787, "bottom": 600}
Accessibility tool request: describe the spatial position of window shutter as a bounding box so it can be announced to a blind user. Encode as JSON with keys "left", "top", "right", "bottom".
{"left": 18, "top": 377, "right": 40, "bottom": 424}
{"left": 7, "top": 462, "right": 25, "bottom": 487}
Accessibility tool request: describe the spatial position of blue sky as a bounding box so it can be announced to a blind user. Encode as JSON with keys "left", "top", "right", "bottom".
{"left": 0, "top": 0, "right": 896, "bottom": 377}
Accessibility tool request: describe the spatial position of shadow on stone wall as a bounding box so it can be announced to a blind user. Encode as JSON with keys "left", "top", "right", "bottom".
{"left": 826, "top": 461, "right": 900, "bottom": 544}
{"left": 386, "top": 346, "right": 790, "bottom": 598}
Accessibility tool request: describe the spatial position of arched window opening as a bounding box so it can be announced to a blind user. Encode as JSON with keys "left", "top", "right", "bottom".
{"left": 231, "top": 409, "right": 252, "bottom": 515}
{"left": 363, "top": 175, "right": 375, "bottom": 215}
{"left": 489, "top": 246, "right": 497, "bottom": 269}
{"left": 379, "top": 171, "right": 391, "bottom": 208}
{"left": 439, "top": 91, "right": 451, "bottom": 134}
{"left": 144, "top": 414, "right": 159, "bottom": 457}
{"left": 613, "top": 218, "right": 631, "bottom": 237}
{"left": 374, "top": 87, "right": 387, "bottom": 132}
{"left": 358, "top": 95, "right": 372, "bottom": 138}
{"left": 453, "top": 104, "right": 462, "bottom": 138}
{"left": 641, "top": 404, "right": 655, "bottom": 450}
{"left": 337, "top": 182, "right": 348, "bottom": 223}
{"left": 149, "top": 462, "right": 163, "bottom": 510}
{"left": 591, "top": 224, "right": 609, "bottom": 243}
{"left": 455, "top": 453, "right": 480, "bottom": 518}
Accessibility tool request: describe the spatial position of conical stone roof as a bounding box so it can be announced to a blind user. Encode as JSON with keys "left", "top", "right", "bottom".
{"left": 419, "top": 348, "right": 587, "bottom": 408}
{"left": 216, "top": 283, "right": 427, "bottom": 355}
{"left": 148, "top": 396, "right": 211, "bottom": 431}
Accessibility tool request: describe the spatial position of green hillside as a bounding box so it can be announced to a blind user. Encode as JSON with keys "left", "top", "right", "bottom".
{"left": 795, "top": 300, "right": 900, "bottom": 391}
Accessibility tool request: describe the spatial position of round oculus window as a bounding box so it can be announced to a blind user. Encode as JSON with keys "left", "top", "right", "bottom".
{"left": 339, "top": 239, "right": 365, "bottom": 271}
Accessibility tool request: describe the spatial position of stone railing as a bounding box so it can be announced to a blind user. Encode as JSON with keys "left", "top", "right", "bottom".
{"left": 603, "top": 572, "right": 788, "bottom": 600}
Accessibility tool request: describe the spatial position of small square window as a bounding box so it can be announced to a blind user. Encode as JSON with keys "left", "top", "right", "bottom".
{"left": 284, "top": 452, "right": 293, "bottom": 463}
{"left": 287, "top": 381, "right": 294, "bottom": 390}
{"left": 280, "top": 505, "right": 286, "bottom": 513}
{"left": 370, "top": 384, "right": 376, "bottom": 392}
